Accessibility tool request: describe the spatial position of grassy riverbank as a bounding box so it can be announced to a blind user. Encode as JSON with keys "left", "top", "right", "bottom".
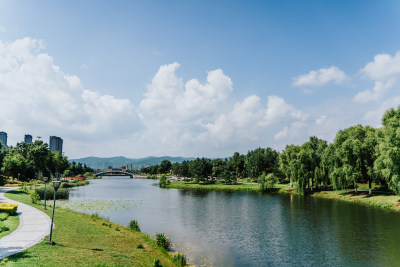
{"left": 0, "top": 214, "right": 19, "bottom": 240}
{"left": 4, "top": 189, "right": 178, "bottom": 267}
{"left": 167, "top": 181, "right": 400, "bottom": 212}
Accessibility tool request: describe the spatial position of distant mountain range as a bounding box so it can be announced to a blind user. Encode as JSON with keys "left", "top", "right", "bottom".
{"left": 69, "top": 156, "right": 195, "bottom": 170}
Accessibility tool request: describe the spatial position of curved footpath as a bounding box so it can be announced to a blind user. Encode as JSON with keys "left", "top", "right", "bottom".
{"left": 0, "top": 187, "right": 51, "bottom": 260}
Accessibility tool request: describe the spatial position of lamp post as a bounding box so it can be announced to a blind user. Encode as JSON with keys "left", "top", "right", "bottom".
{"left": 46, "top": 179, "right": 61, "bottom": 245}
{"left": 43, "top": 177, "right": 49, "bottom": 210}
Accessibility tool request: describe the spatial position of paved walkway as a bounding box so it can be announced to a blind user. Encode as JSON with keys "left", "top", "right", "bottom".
{"left": 0, "top": 187, "right": 51, "bottom": 259}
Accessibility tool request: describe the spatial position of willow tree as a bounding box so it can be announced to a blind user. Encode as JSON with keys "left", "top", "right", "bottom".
{"left": 333, "top": 124, "right": 377, "bottom": 194}
{"left": 375, "top": 106, "right": 400, "bottom": 195}
{"left": 279, "top": 144, "right": 300, "bottom": 187}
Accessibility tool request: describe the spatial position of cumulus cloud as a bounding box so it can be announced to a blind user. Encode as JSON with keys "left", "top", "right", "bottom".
{"left": 293, "top": 66, "right": 347, "bottom": 87}
{"left": 361, "top": 52, "right": 400, "bottom": 80}
{"left": 0, "top": 37, "right": 140, "bottom": 153}
{"left": 353, "top": 80, "right": 395, "bottom": 103}
{"left": 138, "top": 63, "right": 305, "bottom": 155}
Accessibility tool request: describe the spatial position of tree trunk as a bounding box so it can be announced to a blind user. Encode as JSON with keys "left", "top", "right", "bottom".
{"left": 369, "top": 179, "right": 372, "bottom": 195}
{"left": 290, "top": 177, "right": 293, "bottom": 187}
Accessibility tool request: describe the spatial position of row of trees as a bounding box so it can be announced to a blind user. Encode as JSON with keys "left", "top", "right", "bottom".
{"left": 0, "top": 140, "right": 93, "bottom": 181}
{"left": 143, "top": 106, "right": 400, "bottom": 196}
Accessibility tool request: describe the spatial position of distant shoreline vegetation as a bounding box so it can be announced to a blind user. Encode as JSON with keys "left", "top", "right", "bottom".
{"left": 143, "top": 105, "right": 400, "bottom": 202}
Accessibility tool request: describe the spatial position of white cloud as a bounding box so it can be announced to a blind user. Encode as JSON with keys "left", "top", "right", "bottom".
{"left": 361, "top": 52, "right": 400, "bottom": 80}
{"left": 353, "top": 80, "right": 395, "bottom": 103}
{"left": 137, "top": 63, "right": 305, "bottom": 156}
{"left": 0, "top": 37, "right": 140, "bottom": 155}
{"left": 293, "top": 66, "right": 347, "bottom": 87}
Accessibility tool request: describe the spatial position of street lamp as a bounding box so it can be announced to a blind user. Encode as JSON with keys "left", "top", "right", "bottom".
{"left": 43, "top": 177, "right": 49, "bottom": 210}
{"left": 46, "top": 179, "right": 61, "bottom": 245}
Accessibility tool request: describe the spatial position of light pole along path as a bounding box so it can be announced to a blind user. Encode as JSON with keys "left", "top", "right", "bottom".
{"left": 0, "top": 187, "right": 51, "bottom": 260}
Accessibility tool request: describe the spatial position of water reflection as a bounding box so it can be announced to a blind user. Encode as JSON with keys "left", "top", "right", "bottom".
{"left": 68, "top": 177, "right": 400, "bottom": 266}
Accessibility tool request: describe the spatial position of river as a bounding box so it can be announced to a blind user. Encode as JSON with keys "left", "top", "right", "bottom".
{"left": 67, "top": 176, "right": 400, "bottom": 266}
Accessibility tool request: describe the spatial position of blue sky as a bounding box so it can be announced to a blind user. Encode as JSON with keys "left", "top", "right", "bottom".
{"left": 1, "top": 0, "right": 400, "bottom": 158}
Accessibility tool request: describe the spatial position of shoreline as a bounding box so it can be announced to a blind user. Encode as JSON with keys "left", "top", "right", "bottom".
{"left": 166, "top": 181, "right": 400, "bottom": 212}
{"left": 3, "top": 188, "right": 178, "bottom": 266}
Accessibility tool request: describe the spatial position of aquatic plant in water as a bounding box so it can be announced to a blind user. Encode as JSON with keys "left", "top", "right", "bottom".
{"left": 56, "top": 199, "right": 137, "bottom": 213}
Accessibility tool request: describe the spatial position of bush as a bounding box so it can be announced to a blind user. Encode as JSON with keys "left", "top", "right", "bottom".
{"left": 128, "top": 220, "right": 141, "bottom": 232}
{"left": 153, "top": 258, "right": 161, "bottom": 267}
{"left": 0, "top": 222, "right": 9, "bottom": 233}
{"left": 61, "top": 180, "right": 89, "bottom": 188}
{"left": 173, "top": 253, "right": 187, "bottom": 266}
{"left": 159, "top": 175, "right": 170, "bottom": 188}
{"left": 155, "top": 233, "right": 171, "bottom": 250}
{"left": 147, "top": 174, "right": 157, "bottom": 179}
{"left": 137, "top": 243, "right": 144, "bottom": 249}
{"left": 0, "top": 213, "right": 9, "bottom": 221}
{"left": 258, "top": 173, "right": 278, "bottom": 192}
{"left": 0, "top": 204, "right": 18, "bottom": 215}
{"left": 30, "top": 191, "right": 41, "bottom": 204}
{"left": 35, "top": 187, "right": 69, "bottom": 200}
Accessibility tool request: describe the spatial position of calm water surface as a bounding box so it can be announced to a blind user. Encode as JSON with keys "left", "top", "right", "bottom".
{"left": 69, "top": 177, "right": 400, "bottom": 266}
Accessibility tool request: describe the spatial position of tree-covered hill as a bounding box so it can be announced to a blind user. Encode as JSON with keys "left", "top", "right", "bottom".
{"left": 69, "top": 156, "right": 195, "bottom": 170}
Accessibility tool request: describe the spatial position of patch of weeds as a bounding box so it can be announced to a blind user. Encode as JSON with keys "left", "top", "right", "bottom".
{"left": 137, "top": 243, "right": 144, "bottom": 249}
{"left": 128, "top": 220, "right": 141, "bottom": 232}
{"left": 173, "top": 253, "right": 187, "bottom": 266}
{"left": 155, "top": 233, "right": 171, "bottom": 250}
{"left": 153, "top": 258, "right": 162, "bottom": 267}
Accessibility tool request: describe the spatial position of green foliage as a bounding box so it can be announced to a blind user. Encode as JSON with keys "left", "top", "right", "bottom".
{"left": 0, "top": 222, "right": 10, "bottom": 233}
{"left": 246, "top": 147, "right": 279, "bottom": 179}
{"left": 159, "top": 160, "right": 172, "bottom": 174}
{"left": 137, "top": 243, "right": 144, "bottom": 249}
{"left": 153, "top": 258, "right": 161, "bottom": 267}
{"left": 258, "top": 173, "right": 278, "bottom": 191}
{"left": 375, "top": 106, "right": 400, "bottom": 195}
{"left": 30, "top": 191, "right": 40, "bottom": 204}
{"left": 61, "top": 180, "right": 89, "bottom": 188}
{"left": 159, "top": 174, "right": 170, "bottom": 188}
{"left": 34, "top": 186, "right": 69, "bottom": 200}
{"left": 155, "top": 233, "right": 171, "bottom": 250}
{"left": 128, "top": 220, "right": 141, "bottom": 232}
{"left": 0, "top": 212, "right": 9, "bottom": 221}
{"left": 173, "top": 253, "right": 187, "bottom": 266}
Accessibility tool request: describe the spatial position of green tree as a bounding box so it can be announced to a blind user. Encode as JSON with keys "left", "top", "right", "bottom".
{"left": 159, "top": 160, "right": 172, "bottom": 174}
{"left": 334, "top": 125, "right": 377, "bottom": 194}
{"left": 1, "top": 152, "right": 27, "bottom": 181}
{"left": 375, "top": 106, "right": 400, "bottom": 195}
{"left": 245, "top": 147, "right": 279, "bottom": 179}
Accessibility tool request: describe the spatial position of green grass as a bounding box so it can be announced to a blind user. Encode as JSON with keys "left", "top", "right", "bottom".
{"left": 168, "top": 181, "right": 400, "bottom": 212}
{"left": 4, "top": 189, "right": 177, "bottom": 267}
{"left": 167, "top": 181, "right": 261, "bottom": 192}
{"left": 312, "top": 190, "right": 400, "bottom": 211}
{"left": 0, "top": 213, "right": 19, "bottom": 239}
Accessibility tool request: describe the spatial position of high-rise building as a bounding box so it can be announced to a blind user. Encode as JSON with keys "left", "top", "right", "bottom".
{"left": 24, "top": 134, "right": 33, "bottom": 143}
{"left": 49, "top": 136, "right": 63, "bottom": 154}
{"left": 0, "top": 131, "right": 7, "bottom": 148}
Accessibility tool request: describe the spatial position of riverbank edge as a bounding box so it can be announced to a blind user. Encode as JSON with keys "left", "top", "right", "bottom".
{"left": 4, "top": 189, "right": 179, "bottom": 267}
{"left": 166, "top": 181, "right": 400, "bottom": 212}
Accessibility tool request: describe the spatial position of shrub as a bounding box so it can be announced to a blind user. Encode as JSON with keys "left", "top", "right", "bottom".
{"left": 30, "top": 191, "right": 41, "bottom": 204}
{"left": 159, "top": 175, "right": 170, "bottom": 188}
{"left": 0, "top": 222, "right": 9, "bottom": 233}
{"left": 136, "top": 243, "right": 144, "bottom": 249}
{"left": 35, "top": 187, "right": 69, "bottom": 200}
{"left": 258, "top": 172, "right": 278, "bottom": 192}
{"left": 153, "top": 258, "right": 161, "bottom": 267}
{"left": 61, "top": 180, "right": 89, "bottom": 188}
{"left": 155, "top": 233, "right": 171, "bottom": 250}
{"left": 0, "top": 213, "right": 9, "bottom": 221}
{"left": 0, "top": 203, "right": 18, "bottom": 215}
{"left": 173, "top": 253, "right": 187, "bottom": 266}
{"left": 128, "top": 220, "right": 141, "bottom": 232}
